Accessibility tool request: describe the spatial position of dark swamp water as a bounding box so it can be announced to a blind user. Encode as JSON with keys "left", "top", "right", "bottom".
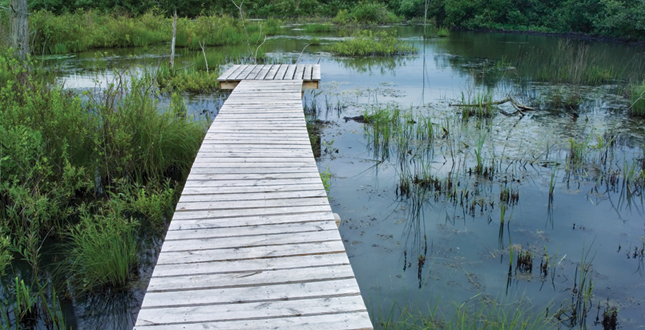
{"left": 35, "top": 25, "right": 645, "bottom": 329}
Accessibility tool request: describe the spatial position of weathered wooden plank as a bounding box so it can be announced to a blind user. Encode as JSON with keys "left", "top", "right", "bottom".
{"left": 178, "top": 185, "right": 326, "bottom": 197}
{"left": 217, "top": 65, "right": 240, "bottom": 81}
{"left": 283, "top": 64, "right": 297, "bottom": 80}
{"left": 134, "top": 312, "right": 373, "bottom": 330}
{"left": 135, "top": 295, "right": 368, "bottom": 326}
{"left": 167, "top": 216, "right": 335, "bottom": 233}
{"left": 139, "top": 277, "right": 359, "bottom": 307}
{"left": 233, "top": 65, "right": 254, "bottom": 80}
{"left": 170, "top": 205, "right": 332, "bottom": 220}
{"left": 303, "top": 64, "right": 313, "bottom": 80}
{"left": 187, "top": 167, "right": 319, "bottom": 175}
{"left": 252, "top": 65, "right": 270, "bottom": 79}
{"left": 175, "top": 196, "right": 330, "bottom": 212}
{"left": 312, "top": 64, "right": 321, "bottom": 81}
{"left": 265, "top": 64, "right": 281, "bottom": 80}
{"left": 164, "top": 220, "right": 336, "bottom": 241}
{"left": 155, "top": 240, "right": 343, "bottom": 265}
{"left": 146, "top": 264, "right": 355, "bottom": 292}
{"left": 294, "top": 65, "right": 305, "bottom": 80}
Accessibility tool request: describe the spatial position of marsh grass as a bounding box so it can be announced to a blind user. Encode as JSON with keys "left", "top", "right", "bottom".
{"left": 303, "top": 23, "right": 333, "bottom": 33}
{"left": 0, "top": 279, "right": 66, "bottom": 329}
{"left": 629, "top": 81, "right": 645, "bottom": 117}
{"left": 326, "top": 30, "right": 417, "bottom": 56}
{"left": 67, "top": 209, "right": 138, "bottom": 291}
{"left": 436, "top": 27, "right": 450, "bottom": 38}
{"left": 459, "top": 91, "right": 497, "bottom": 119}
{"left": 29, "top": 11, "right": 279, "bottom": 55}
{"left": 381, "top": 297, "right": 554, "bottom": 329}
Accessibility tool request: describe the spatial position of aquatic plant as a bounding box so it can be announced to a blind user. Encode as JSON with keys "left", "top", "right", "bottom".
{"left": 380, "top": 296, "right": 554, "bottom": 329}
{"left": 326, "top": 30, "right": 417, "bottom": 56}
{"left": 629, "top": 81, "right": 645, "bottom": 117}
{"left": 303, "top": 23, "right": 333, "bottom": 32}
{"left": 68, "top": 209, "right": 139, "bottom": 291}
{"left": 320, "top": 165, "right": 332, "bottom": 194}
{"left": 155, "top": 64, "right": 220, "bottom": 93}
{"left": 0, "top": 279, "right": 66, "bottom": 330}
{"left": 436, "top": 27, "right": 450, "bottom": 37}
{"left": 458, "top": 91, "right": 497, "bottom": 119}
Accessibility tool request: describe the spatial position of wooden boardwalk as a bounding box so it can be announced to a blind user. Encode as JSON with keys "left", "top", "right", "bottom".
{"left": 134, "top": 78, "right": 373, "bottom": 329}
{"left": 218, "top": 64, "right": 321, "bottom": 89}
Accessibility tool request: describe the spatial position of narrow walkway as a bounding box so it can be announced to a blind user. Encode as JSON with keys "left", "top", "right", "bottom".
{"left": 134, "top": 79, "right": 373, "bottom": 329}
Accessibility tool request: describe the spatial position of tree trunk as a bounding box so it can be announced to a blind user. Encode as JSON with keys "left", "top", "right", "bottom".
{"left": 11, "top": 0, "right": 29, "bottom": 60}
{"left": 170, "top": 10, "right": 177, "bottom": 68}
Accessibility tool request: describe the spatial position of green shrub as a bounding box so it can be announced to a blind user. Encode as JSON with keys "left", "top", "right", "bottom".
{"left": 333, "top": 9, "right": 355, "bottom": 25}
{"left": 351, "top": 1, "right": 399, "bottom": 24}
{"left": 437, "top": 27, "right": 450, "bottom": 37}
{"left": 326, "top": 30, "right": 417, "bottom": 56}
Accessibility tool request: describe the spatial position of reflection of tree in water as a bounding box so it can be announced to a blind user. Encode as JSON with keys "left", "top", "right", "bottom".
{"left": 335, "top": 56, "right": 413, "bottom": 75}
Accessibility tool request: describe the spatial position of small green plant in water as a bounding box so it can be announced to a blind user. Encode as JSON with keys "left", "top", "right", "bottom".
{"left": 326, "top": 30, "right": 417, "bottom": 56}
{"left": 67, "top": 209, "right": 139, "bottom": 292}
{"left": 321, "top": 165, "right": 332, "bottom": 195}
{"left": 630, "top": 81, "right": 645, "bottom": 117}
{"left": 437, "top": 27, "right": 450, "bottom": 37}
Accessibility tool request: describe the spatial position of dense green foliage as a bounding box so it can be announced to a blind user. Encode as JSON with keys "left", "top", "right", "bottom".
{"left": 326, "top": 30, "right": 417, "bottom": 56}
{"left": 2, "top": 0, "right": 643, "bottom": 39}
{"left": 26, "top": 10, "right": 280, "bottom": 55}
{"left": 2, "top": 0, "right": 644, "bottom": 46}
{"left": 0, "top": 50, "right": 206, "bottom": 300}
{"left": 430, "top": 0, "right": 645, "bottom": 39}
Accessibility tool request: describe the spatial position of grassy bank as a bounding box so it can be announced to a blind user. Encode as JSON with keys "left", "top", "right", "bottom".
{"left": 0, "top": 50, "right": 206, "bottom": 327}
{"left": 25, "top": 10, "right": 280, "bottom": 55}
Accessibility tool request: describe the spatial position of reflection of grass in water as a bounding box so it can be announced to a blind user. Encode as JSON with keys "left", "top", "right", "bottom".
{"left": 517, "top": 40, "right": 618, "bottom": 85}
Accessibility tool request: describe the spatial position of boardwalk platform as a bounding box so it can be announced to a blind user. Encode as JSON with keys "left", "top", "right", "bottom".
{"left": 217, "top": 64, "right": 321, "bottom": 90}
{"left": 134, "top": 78, "right": 373, "bottom": 329}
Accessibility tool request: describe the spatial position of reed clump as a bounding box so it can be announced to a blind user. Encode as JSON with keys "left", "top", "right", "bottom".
{"left": 303, "top": 23, "right": 334, "bottom": 33}
{"left": 326, "top": 30, "right": 417, "bottom": 56}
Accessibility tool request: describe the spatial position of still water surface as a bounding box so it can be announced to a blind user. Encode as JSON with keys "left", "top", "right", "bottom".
{"left": 47, "top": 25, "right": 645, "bottom": 329}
